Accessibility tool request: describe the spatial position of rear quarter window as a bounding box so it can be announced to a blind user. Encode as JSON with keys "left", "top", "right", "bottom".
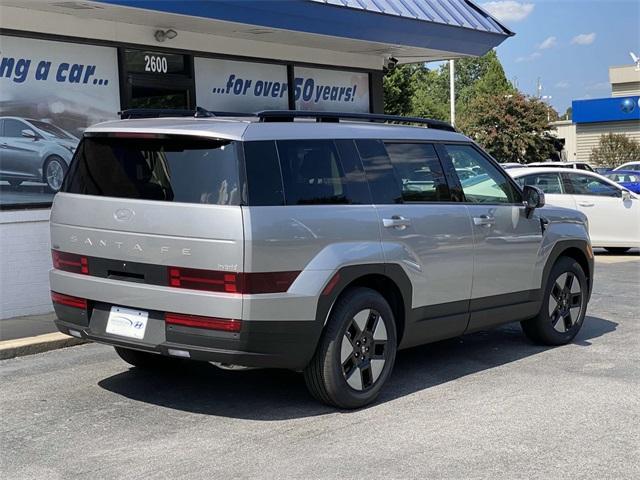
{"left": 275, "top": 139, "right": 369, "bottom": 205}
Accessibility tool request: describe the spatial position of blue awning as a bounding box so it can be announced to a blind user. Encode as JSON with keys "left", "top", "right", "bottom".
{"left": 311, "top": 0, "right": 511, "bottom": 36}
{"left": 94, "top": 0, "right": 513, "bottom": 61}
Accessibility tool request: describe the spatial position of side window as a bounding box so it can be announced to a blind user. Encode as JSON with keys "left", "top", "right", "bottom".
{"left": 442, "top": 144, "right": 521, "bottom": 204}
{"left": 4, "top": 119, "right": 28, "bottom": 138}
{"left": 384, "top": 143, "right": 451, "bottom": 202}
{"left": 566, "top": 173, "right": 621, "bottom": 197}
{"left": 0, "top": 119, "right": 4, "bottom": 136}
{"left": 276, "top": 140, "right": 353, "bottom": 205}
{"left": 516, "top": 172, "right": 564, "bottom": 194}
{"left": 355, "top": 139, "right": 402, "bottom": 204}
{"left": 243, "top": 141, "right": 285, "bottom": 206}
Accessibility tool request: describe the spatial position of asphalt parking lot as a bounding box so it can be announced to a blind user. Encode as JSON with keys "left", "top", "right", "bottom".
{"left": 1, "top": 252, "right": 639, "bottom": 480}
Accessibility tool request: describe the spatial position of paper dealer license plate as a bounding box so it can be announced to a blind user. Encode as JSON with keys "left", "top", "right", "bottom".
{"left": 106, "top": 306, "right": 149, "bottom": 340}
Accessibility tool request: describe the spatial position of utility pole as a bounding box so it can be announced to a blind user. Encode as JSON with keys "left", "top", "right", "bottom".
{"left": 449, "top": 59, "right": 455, "bottom": 126}
{"left": 536, "top": 77, "right": 542, "bottom": 98}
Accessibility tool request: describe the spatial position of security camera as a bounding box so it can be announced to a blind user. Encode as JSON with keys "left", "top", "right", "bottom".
{"left": 383, "top": 57, "right": 399, "bottom": 73}
{"left": 154, "top": 29, "right": 178, "bottom": 42}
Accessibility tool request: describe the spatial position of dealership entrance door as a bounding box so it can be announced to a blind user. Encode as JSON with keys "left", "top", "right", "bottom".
{"left": 121, "top": 49, "right": 194, "bottom": 110}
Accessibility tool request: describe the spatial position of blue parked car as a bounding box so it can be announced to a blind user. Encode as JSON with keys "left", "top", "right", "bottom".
{"left": 604, "top": 170, "right": 640, "bottom": 194}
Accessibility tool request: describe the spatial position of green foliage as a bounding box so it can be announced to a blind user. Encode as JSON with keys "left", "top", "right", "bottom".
{"left": 383, "top": 65, "right": 415, "bottom": 116}
{"left": 384, "top": 50, "right": 516, "bottom": 122}
{"left": 590, "top": 133, "right": 640, "bottom": 167}
{"left": 382, "top": 50, "right": 560, "bottom": 163}
{"left": 457, "top": 93, "right": 558, "bottom": 163}
{"left": 564, "top": 106, "right": 572, "bottom": 120}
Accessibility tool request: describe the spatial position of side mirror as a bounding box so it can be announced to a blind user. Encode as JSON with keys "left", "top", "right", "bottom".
{"left": 21, "top": 129, "right": 38, "bottom": 140}
{"left": 622, "top": 190, "right": 632, "bottom": 202}
{"left": 523, "top": 185, "right": 545, "bottom": 211}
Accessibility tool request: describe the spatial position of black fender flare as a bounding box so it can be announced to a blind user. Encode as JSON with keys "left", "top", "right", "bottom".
{"left": 314, "top": 263, "right": 412, "bottom": 343}
{"left": 541, "top": 240, "right": 594, "bottom": 299}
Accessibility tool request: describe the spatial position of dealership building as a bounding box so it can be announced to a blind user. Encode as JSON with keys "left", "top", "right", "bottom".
{"left": 0, "top": 0, "right": 511, "bottom": 319}
{"left": 551, "top": 64, "right": 640, "bottom": 163}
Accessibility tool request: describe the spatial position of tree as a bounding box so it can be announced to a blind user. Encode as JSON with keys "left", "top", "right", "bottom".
{"left": 590, "top": 133, "right": 640, "bottom": 167}
{"left": 383, "top": 50, "right": 517, "bottom": 124}
{"left": 563, "top": 106, "right": 572, "bottom": 120}
{"left": 410, "top": 67, "right": 448, "bottom": 121}
{"left": 383, "top": 65, "right": 415, "bottom": 116}
{"left": 457, "top": 92, "right": 558, "bottom": 163}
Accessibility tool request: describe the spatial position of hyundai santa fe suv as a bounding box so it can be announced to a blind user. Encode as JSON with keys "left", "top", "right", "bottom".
{"left": 50, "top": 110, "right": 593, "bottom": 408}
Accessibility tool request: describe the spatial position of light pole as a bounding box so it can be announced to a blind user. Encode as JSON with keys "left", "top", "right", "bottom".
{"left": 541, "top": 95, "right": 553, "bottom": 122}
{"left": 449, "top": 59, "right": 455, "bottom": 127}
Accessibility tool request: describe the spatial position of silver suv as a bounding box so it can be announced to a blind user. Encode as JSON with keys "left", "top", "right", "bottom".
{"left": 50, "top": 110, "right": 593, "bottom": 408}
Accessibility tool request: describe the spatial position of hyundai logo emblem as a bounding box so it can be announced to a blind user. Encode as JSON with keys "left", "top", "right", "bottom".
{"left": 621, "top": 98, "right": 635, "bottom": 114}
{"left": 114, "top": 208, "right": 134, "bottom": 222}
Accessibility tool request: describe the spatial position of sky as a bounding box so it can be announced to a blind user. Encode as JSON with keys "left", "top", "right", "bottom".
{"left": 477, "top": 0, "right": 640, "bottom": 114}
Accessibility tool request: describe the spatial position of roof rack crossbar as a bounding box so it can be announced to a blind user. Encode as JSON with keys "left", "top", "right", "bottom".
{"left": 255, "top": 110, "right": 456, "bottom": 132}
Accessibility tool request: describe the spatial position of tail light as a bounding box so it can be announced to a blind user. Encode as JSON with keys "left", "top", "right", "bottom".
{"left": 51, "top": 291, "right": 87, "bottom": 309}
{"left": 52, "top": 250, "right": 88, "bottom": 274}
{"left": 165, "top": 312, "right": 241, "bottom": 332}
{"left": 167, "top": 267, "right": 299, "bottom": 294}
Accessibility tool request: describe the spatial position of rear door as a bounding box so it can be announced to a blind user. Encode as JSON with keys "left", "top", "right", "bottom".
{"left": 514, "top": 171, "right": 577, "bottom": 210}
{"left": 438, "top": 144, "right": 543, "bottom": 329}
{"left": 357, "top": 139, "right": 474, "bottom": 347}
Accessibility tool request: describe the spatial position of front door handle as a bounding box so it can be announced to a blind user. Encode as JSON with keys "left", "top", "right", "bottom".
{"left": 383, "top": 215, "right": 411, "bottom": 230}
{"left": 473, "top": 215, "right": 496, "bottom": 227}
{"left": 578, "top": 202, "right": 594, "bottom": 207}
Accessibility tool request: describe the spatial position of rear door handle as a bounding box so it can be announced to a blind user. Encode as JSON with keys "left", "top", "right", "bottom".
{"left": 383, "top": 215, "right": 411, "bottom": 229}
{"left": 473, "top": 215, "right": 495, "bottom": 227}
{"left": 578, "top": 202, "right": 595, "bottom": 207}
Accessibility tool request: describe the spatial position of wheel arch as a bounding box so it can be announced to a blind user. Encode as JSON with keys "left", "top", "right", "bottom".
{"left": 315, "top": 264, "right": 412, "bottom": 347}
{"left": 543, "top": 241, "right": 594, "bottom": 299}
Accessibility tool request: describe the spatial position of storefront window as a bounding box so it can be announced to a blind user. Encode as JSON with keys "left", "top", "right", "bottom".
{"left": 123, "top": 49, "right": 193, "bottom": 111}
{"left": 0, "top": 35, "right": 120, "bottom": 208}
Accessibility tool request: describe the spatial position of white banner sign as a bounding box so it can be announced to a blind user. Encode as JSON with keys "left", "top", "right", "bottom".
{"left": 194, "top": 57, "right": 371, "bottom": 113}
{"left": 0, "top": 35, "right": 120, "bottom": 136}
{"left": 294, "top": 67, "right": 370, "bottom": 113}
{"left": 195, "top": 57, "right": 288, "bottom": 112}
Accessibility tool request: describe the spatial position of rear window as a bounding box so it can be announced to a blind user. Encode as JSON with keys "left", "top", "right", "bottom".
{"left": 63, "top": 136, "right": 241, "bottom": 205}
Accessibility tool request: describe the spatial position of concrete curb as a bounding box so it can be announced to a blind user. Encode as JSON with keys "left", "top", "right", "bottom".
{"left": 0, "top": 332, "right": 88, "bottom": 360}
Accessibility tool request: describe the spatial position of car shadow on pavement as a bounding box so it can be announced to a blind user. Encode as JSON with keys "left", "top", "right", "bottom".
{"left": 98, "top": 315, "right": 616, "bottom": 420}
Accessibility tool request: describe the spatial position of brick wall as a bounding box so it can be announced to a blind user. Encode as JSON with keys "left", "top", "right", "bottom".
{"left": 0, "top": 210, "right": 52, "bottom": 319}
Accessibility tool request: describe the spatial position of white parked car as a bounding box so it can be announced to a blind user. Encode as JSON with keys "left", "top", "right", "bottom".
{"left": 509, "top": 167, "right": 640, "bottom": 253}
{"left": 613, "top": 161, "right": 640, "bottom": 171}
{"left": 527, "top": 161, "right": 595, "bottom": 172}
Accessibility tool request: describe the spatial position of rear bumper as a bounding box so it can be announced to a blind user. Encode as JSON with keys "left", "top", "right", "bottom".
{"left": 53, "top": 301, "right": 322, "bottom": 370}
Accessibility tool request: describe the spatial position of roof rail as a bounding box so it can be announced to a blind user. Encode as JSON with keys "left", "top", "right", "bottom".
{"left": 119, "top": 107, "right": 214, "bottom": 119}
{"left": 118, "top": 107, "right": 256, "bottom": 120}
{"left": 255, "top": 110, "right": 456, "bottom": 132}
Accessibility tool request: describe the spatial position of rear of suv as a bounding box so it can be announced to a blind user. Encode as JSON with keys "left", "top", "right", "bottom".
{"left": 50, "top": 110, "right": 593, "bottom": 408}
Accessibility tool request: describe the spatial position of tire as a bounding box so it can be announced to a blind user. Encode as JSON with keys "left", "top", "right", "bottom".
{"left": 604, "top": 247, "right": 630, "bottom": 255}
{"left": 114, "top": 346, "right": 185, "bottom": 370}
{"left": 521, "top": 256, "right": 588, "bottom": 346}
{"left": 43, "top": 156, "right": 67, "bottom": 192}
{"left": 8, "top": 180, "right": 22, "bottom": 187}
{"left": 304, "top": 287, "right": 397, "bottom": 409}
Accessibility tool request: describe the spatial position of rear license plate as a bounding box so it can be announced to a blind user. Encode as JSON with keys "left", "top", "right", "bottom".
{"left": 106, "top": 306, "right": 149, "bottom": 340}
